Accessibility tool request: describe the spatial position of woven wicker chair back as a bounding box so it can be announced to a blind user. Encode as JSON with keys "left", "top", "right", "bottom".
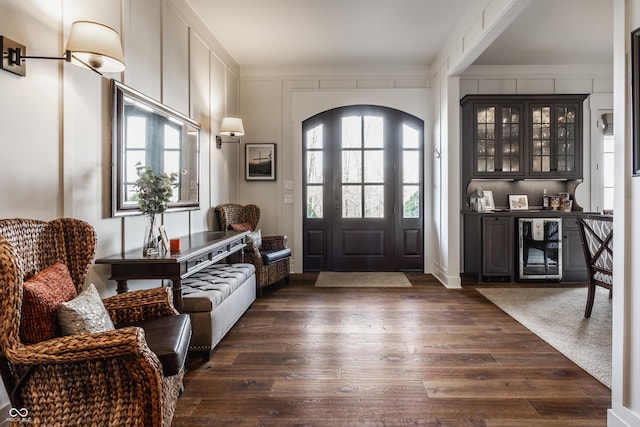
{"left": 216, "top": 203, "right": 260, "bottom": 231}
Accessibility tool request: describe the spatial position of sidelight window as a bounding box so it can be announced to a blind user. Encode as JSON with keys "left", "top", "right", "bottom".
{"left": 305, "top": 124, "right": 324, "bottom": 218}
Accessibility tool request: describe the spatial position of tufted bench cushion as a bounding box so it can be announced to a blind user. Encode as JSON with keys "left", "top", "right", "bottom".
{"left": 181, "top": 263, "right": 256, "bottom": 358}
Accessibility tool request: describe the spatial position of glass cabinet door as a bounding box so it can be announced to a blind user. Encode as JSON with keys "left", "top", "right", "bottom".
{"left": 528, "top": 102, "right": 580, "bottom": 178}
{"left": 473, "top": 104, "right": 523, "bottom": 177}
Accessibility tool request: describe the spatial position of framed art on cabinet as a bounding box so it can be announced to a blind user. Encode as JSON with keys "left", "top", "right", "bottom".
{"left": 483, "top": 190, "right": 495, "bottom": 211}
{"left": 509, "top": 195, "right": 529, "bottom": 210}
{"left": 246, "top": 143, "right": 276, "bottom": 181}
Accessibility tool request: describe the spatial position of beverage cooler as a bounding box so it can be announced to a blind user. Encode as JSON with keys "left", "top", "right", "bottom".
{"left": 518, "top": 218, "right": 562, "bottom": 280}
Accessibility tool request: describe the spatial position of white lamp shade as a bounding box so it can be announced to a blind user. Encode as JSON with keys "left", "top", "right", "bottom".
{"left": 65, "top": 21, "right": 126, "bottom": 73}
{"left": 219, "top": 117, "right": 245, "bottom": 136}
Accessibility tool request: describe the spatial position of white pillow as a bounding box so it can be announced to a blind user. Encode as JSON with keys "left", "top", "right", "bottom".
{"left": 246, "top": 229, "right": 262, "bottom": 249}
{"left": 57, "top": 284, "right": 115, "bottom": 335}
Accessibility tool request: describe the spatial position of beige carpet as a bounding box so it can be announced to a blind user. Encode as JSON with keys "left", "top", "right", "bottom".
{"left": 477, "top": 286, "right": 612, "bottom": 388}
{"left": 314, "top": 271, "right": 412, "bottom": 288}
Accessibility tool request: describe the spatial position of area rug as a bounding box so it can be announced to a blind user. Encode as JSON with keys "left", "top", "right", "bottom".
{"left": 314, "top": 271, "right": 412, "bottom": 288}
{"left": 477, "top": 286, "right": 611, "bottom": 387}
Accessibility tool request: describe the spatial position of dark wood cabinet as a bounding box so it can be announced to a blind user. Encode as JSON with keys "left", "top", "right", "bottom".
{"left": 561, "top": 217, "right": 589, "bottom": 282}
{"left": 95, "top": 230, "right": 247, "bottom": 312}
{"left": 463, "top": 212, "right": 588, "bottom": 283}
{"left": 461, "top": 94, "right": 588, "bottom": 183}
{"left": 527, "top": 99, "right": 585, "bottom": 179}
{"left": 482, "top": 216, "right": 514, "bottom": 279}
{"left": 462, "top": 101, "right": 524, "bottom": 179}
{"left": 463, "top": 214, "right": 514, "bottom": 282}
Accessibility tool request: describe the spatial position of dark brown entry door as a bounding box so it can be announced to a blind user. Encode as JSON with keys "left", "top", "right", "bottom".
{"left": 303, "top": 105, "right": 423, "bottom": 272}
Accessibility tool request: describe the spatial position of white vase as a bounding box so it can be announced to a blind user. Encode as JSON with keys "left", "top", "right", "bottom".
{"left": 143, "top": 214, "right": 160, "bottom": 256}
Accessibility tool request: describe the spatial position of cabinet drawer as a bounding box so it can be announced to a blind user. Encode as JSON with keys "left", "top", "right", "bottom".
{"left": 186, "top": 252, "right": 215, "bottom": 272}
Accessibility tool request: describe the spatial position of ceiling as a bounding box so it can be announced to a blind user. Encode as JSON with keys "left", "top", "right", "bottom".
{"left": 184, "top": 0, "right": 613, "bottom": 70}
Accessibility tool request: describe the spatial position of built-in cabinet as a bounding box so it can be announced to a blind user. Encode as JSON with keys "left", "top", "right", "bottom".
{"left": 461, "top": 94, "right": 589, "bottom": 283}
{"left": 464, "top": 212, "right": 587, "bottom": 283}
{"left": 561, "top": 217, "right": 589, "bottom": 282}
{"left": 481, "top": 216, "right": 514, "bottom": 280}
{"left": 461, "top": 94, "right": 588, "bottom": 184}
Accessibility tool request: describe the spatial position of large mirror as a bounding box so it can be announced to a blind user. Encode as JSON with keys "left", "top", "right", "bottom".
{"left": 111, "top": 80, "right": 201, "bottom": 216}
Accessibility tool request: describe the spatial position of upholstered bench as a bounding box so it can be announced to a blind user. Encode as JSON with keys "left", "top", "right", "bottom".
{"left": 180, "top": 263, "right": 256, "bottom": 359}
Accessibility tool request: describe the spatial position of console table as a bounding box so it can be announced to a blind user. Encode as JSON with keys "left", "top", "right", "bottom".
{"left": 95, "top": 230, "right": 247, "bottom": 312}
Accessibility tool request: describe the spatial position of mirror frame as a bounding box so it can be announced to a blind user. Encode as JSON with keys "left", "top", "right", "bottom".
{"left": 111, "top": 79, "right": 201, "bottom": 216}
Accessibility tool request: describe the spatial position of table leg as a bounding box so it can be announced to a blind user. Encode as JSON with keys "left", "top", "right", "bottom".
{"left": 116, "top": 280, "right": 129, "bottom": 294}
{"left": 171, "top": 279, "right": 183, "bottom": 312}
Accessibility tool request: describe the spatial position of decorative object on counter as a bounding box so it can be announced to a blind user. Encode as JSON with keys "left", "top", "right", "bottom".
{"left": 509, "top": 194, "right": 529, "bottom": 210}
{"left": 549, "top": 195, "right": 561, "bottom": 210}
{"left": 558, "top": 192, "right": 572, "bottom": 212}
{"left": 170, "top": 238, "right": 181, "bottom": 252}
{"left": 542, "top": 188, "right": 550, "bottom": 209}
{"left": 134, "top": 165, "right": 178, "bottom": 256}
{"left": 483, "top": 190, "right": 495, "bottom": 211}
{"left": 470, "top": 188, "right": 485, "bottom": 211}
{"left": 159, "top": 225, "right": 170, "bottom": 253}
{"left": 469, "top": 187, "right": 488, "bottom": 212}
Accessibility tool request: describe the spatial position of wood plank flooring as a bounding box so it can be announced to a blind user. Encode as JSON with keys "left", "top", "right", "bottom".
{"left": 172, "top": 273, "right": 610, "bottom": 426}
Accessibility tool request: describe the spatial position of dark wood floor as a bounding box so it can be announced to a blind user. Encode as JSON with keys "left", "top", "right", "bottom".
{"left": 172, "top": 273, "right": 610, "bottom": 426}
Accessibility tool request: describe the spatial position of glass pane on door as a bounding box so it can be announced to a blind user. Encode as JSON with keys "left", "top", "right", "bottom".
{"left": 306, "top": 186, "right": 323, "bottom": 218}
{"left": 342, "top": 116, "right": 361, "bottom": 148}
{"left": 364, "top": 116, "right": 384, "bottom": 148}
{"left": 364, "top": 185, "right": 384, "bottom": 218}
{"left": 342, "top": 185, "right": 362, "bottom": 218}
{"left": 342, "top": 151, "right": 362, "bottom": 183}
{"left": 364, "top": 151, "right": 383, "bottom": 183}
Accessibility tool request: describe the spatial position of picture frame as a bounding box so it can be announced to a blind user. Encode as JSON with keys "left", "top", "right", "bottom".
{"left": 509, "top": 194, "right": 529, "bottom": 210}
{"left": 632, "top": 27, "right": 640, "bottom": 175}
{"left": 158, "top": 225, "right": 170, "bottom": 253}
{"left": 246, "top": 143, "right": 276, "bottom": 181}
{"left": 483, "top": 190, "right": 495, "bottom": 211}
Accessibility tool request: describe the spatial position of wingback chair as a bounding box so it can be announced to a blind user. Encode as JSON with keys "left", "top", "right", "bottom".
{"left": 0, "top": 218, "right": 191, "bottom": 426}
{"left": 577, "top": 214, "right": 613, "bottom": 318}
{"left": 215, "top": 204, "right": 291, "bottom": 295}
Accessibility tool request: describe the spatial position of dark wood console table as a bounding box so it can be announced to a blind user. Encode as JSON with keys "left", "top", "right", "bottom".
{"left": 95, "top": 230, "right": 247, "bottom": 312}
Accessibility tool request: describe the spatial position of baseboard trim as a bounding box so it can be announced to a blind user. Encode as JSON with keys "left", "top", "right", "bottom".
{"left": 432, "top": 269, "right": 462, "bottom": 289}
{"left": 608, "top": 408, "right": 636, "bottom": 427}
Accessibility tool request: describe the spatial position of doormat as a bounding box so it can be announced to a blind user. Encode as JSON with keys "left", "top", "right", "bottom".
{"left": 314, "top": 272, "right": 412, "bottom": 288}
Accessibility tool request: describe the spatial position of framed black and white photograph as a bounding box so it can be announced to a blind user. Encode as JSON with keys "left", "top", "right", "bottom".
{"left": 483, "top": 190, "right": 495, "bottom": 211}
{"left": 509, "top": 194, "right": 529, "bottom": 210}
{"left": 246, "top": 143, "right": 276, "bottom": 181}
{"left": 632, "top": 27, "right": 640, "bottom": 175}
{"left": 159, "top": 225, "right": 170, "bottom": 253}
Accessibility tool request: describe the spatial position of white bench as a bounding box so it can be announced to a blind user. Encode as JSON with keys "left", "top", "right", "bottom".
{"left": 180, "top": 263, "right": 256, "bottom": 359}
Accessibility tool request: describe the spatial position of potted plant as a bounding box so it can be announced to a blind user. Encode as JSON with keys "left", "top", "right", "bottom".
{"left": 134, "top": 165, "right": 178, "bottom": 255}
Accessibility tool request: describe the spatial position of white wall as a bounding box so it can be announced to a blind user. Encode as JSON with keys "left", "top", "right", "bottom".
{"left": 609, "top": 1, "right": 640, "bottom": 426}
{"left": 239, "top": 67, "right": 432, "bottom": 273}
{"left": 0, "top": 0, "right": 239, "bottom": 419}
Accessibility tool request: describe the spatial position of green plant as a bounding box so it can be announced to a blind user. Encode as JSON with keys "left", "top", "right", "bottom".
{"left": 134, "top": 165, "right": 179, "bottom": 216}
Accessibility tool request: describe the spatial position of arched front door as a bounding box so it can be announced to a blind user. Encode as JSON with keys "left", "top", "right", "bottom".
{"left": 302, "top": 105, "right": 424, "bottom": 272}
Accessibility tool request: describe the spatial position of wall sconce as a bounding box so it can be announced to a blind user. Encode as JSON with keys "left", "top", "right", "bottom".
{"left": 1, "top": 20, "right": 126, "bottom": 77}
{"left": 216, "top": 117, "right": 245, "bottom": 149}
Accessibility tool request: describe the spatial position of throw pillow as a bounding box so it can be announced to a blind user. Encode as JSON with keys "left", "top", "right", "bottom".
{"left": 20, "top": 262, "right": 77, "bottom": 344}
{"left": 246, "top": 229, "right": 262, "bottom": 250}
{"left": 230, "top": 222, "right": 253, "bottom": 232}
{"left": 58, "top": 284, "right": 115, "bottom": 336}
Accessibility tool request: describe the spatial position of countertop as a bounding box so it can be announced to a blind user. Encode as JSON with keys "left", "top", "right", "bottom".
{"left": 461, "top": 209, "right": 595, "bottom": 217}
